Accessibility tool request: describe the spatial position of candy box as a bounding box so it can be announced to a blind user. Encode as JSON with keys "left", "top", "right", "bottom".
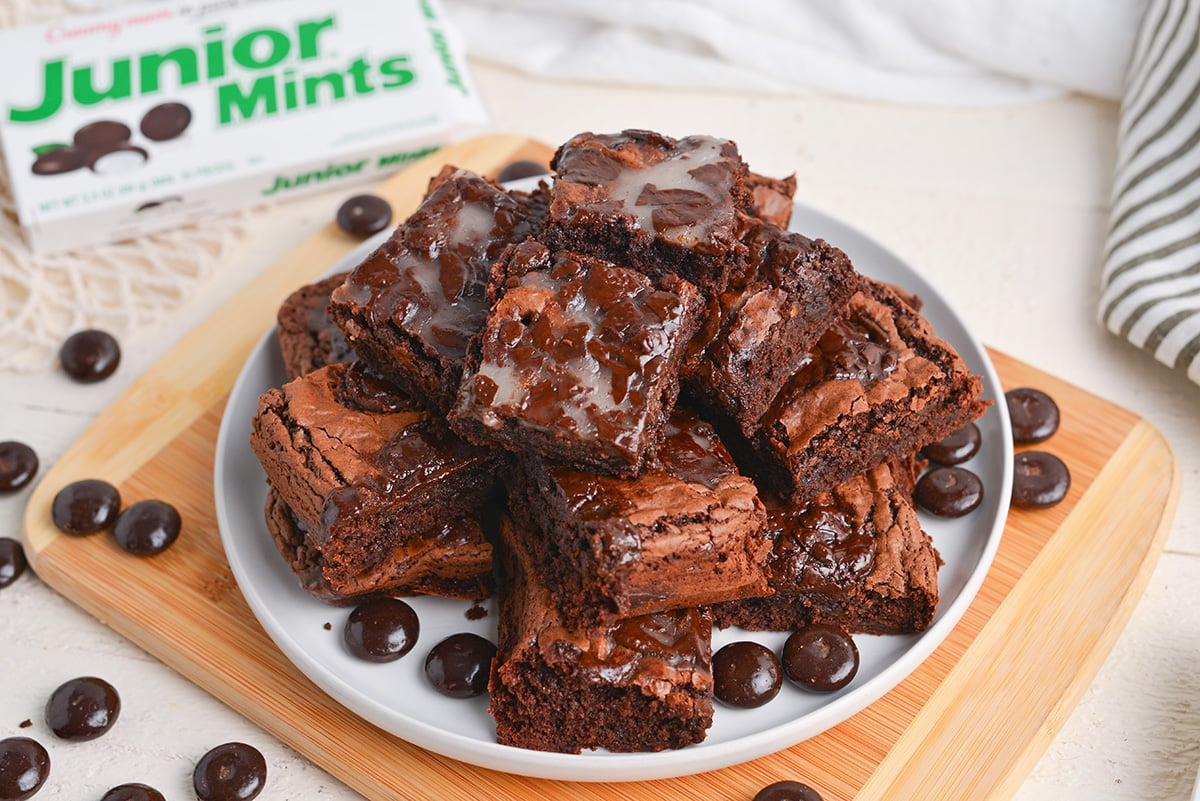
{"left": 0, "top": 0, "right": 489, "bottom": 254}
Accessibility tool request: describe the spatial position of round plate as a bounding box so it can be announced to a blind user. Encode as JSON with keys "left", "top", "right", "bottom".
{"left": 214, "top": 197, "right": 1012, "bottom": 782}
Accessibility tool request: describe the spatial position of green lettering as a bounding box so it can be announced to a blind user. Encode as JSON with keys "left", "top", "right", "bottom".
{"left": 204, "top": 26, "right": 227, "bottom": 79}
{"left": 217, "top": 75, "right": 277, "bottom": 124}
{"left": 303, "top": 71, "right": 346, "bottom": 105}
{"left": 377, "top": 146, "right": 439, "bottom": 168}
{"left": 9, "top": 60, "right": 64, "bottom": 123}
{"left": 139, "top": 47, "right": 200, "bottom": 94}
{"left": 379, "top": 57, "right": 415, "bottom": 89}
{"left": 232, "top": 28, "right": 290, "bottom": 70}
{"left": 297, "top": 17, "right": 335, "bottom": 59}
{"left": 347, "top": 57, "right": 374, "bottom": 94}
{"left": 73, "top": 60, "right": 133, "bottom": 106}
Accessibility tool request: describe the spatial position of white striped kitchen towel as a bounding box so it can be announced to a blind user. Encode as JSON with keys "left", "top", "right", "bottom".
{"left": 1101, "top": 0, "right": 1200, "bottom": 385}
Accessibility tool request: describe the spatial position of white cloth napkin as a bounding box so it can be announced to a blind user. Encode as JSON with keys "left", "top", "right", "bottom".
{"left": 444, "top": 0, "right": 1144, "bottom": 104}
{"left": 1101, "top": 0, "right": 1200, "bottom": 385}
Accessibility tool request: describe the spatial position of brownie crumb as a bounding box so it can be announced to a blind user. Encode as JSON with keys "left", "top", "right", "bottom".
{"left": 465, "top": 603, "right": 488, "bottom": 621}
{"left": 322, "top": 622, "right": 332, "bottom": 631}
{"left": 18, "top": 719, "right": 32, "bottom": 728}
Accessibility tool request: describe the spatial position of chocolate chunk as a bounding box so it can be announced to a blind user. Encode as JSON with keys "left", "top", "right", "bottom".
{"left": 51, "top": 479, "right": 121, "bottom": 535}
{"left": 74, "top": 120, "right": 131, "bottom": 150}
{"left": 496, "top": 160, "right": 550, "bottom": 183}
{"left": 1012, "top": 451, "right": 1070, "bottom": 509}
{"left": 113, "top": 500, "right": 181, "bottom": 556}
{"left": 86, "top": 143, "right": 149, "bottom": 176}
{"left": 101, "top": 784, "right": 166, "bottom": 801}
{"left": 343, "top": 598, "right": 419, "bottom": 662}
{"left": 0, "top": 441, "right": 38, "bottom": 493}
{"left": 915, "top": 466, "right": 984, "bottom": 518}
{"left": 45, "top": 676, "right": 120, "bottom": 741}
{"left": 193, "top": 742, "right": 266, "bottom": 801}
{"left": 424, "top": 633, "right": 495, "bottom": 698}
{"left": 31, "top": 146, "right": 86, "bottom": 176}
{"left": 336, "top": 194, "right": 392, "bottom": 237}
{"left": 753, "top": 781, "right": 824, "bottom": 801}
{"left": 1006, "top": 387, "right": 1060, "bottom": 444}
{"left": 0, "top": 539, "right": 27, "bottom": 590}
{"left": 140, "top": 102, "right": 192, "bottom": 141}
{"left": 60, "top": 329, "right": 121, "bottom": 383}
{"left": 712, "top": 641, "right": 782, "bottom": 708}
{"left": 782, "top": 624, "right": 859, "bottom": 693}
{"left": 0, "top": 737, "right": 49, "bottom": 801}
{"left": 921, "top": 422, "right": 982, "bottom": 465}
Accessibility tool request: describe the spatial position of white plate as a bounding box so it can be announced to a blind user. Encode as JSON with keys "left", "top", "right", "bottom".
{"left": 214, "top": 197, "right": 1012, "bottom": 782}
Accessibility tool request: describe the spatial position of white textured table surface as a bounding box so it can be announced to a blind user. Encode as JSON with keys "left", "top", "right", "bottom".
{"left": 2, "top": 66, "right": 1198, "bottom": 800}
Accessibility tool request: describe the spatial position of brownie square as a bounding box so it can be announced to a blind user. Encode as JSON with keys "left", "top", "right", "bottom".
{"left": 685, "top": 218, "right": 861, "bottom": 427}
{"left": 276, "top": 271, "right": 356, "bottom": 381}
{"left": 743, "top": 170, "right": 797, "bottom": 229}
{"left": 450, "top": 240, "right": 704, "bottom": 477}
{"left": 711, "top": 458, "right": 940, "bottom": 635}
{"left": 489, "top": 514, "right": 714, "bottom": 753}
{"left": 743, "top": 277, "right": 989, "bottom": 502}
{"left": 249, "top": 362, "right": 498, "bottom": 593}
{"left": 507, "top": 408, "right": 769, "bottom": 630}
{"left": 542, "top": 129, "right": 750, "bottom": 293}
{"left": 328, "top": 168, "right": 537, "bottom": 414}
{"left": 264, "top": 488, "right": 493, "bottom": 604}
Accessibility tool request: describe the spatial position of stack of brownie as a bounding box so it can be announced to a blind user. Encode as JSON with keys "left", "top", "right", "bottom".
{"left": 249, "top": 129, "right": 988, "bottom": 754}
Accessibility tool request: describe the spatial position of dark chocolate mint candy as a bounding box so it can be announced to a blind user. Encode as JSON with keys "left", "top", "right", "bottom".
{"left": 101, "top": 784, "right": 165, "bottom": 801}
{"left": 712, "top": 641, "right": 782, "bottom": 708}
{"left": 140, "top": 102, "right": 192, "bottom": 141}
{"left": 753, "top": 780, "right": 824, "bottom": 801}
{"left": 60, "top": 329, "right": 121, "bottom": 383}
{"left": 0, "top": 737, "right": 49, "bottom": 801}
{"left": 31, "top": 146, "right": 85, "bottom": 176}
{"left": 74, "top": 120, "right": 132, "bottom": 150}
{"left": 0, "top": 441, "right": 38, "bottom": 493}
{"left": 424, "top": 633, "right": 496, "bottom": 698}
{"left": 0, "top": 539, "right": 27, "bottom": 590}
{"left": 497, "top": 160, "right": 550, "bottom": 183}
{"left": 782, "top": 624, "right": 859, "bottom": 693}
{"left": 51, "top": 479, "right": 121, "bottom": 535}
{"left": 915, "top": 466, "right": 984, "bottom": 518}
{"left": 1006, "top": 387, "right": 1060, "bottom": 444}
{"left": 113, "top": 500, "right": 181, "bottom": 556}
{"left": 921, "top": 422, "right": 982, "bottom": 465}
{"left": 193, "top": 742, "right": 266, "bottom": 801}
{"left": 86, "top": 143, "right": 149, "bottom": 176}
{"left": 335, "top": 194, "right": 392, "bottom": 237}
{"left": 344, "top": 598, "right": 419, "bottom": 662}
{"left": 1012, "top": 451, "right": 1070, "bottom": 509}
{"left": 45, "top": 676, "right": 120, "bottom": 741}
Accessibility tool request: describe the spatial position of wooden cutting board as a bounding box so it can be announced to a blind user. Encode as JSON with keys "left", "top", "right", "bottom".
{"left": 23, "top": 134, "right": 1179, "bottom": 801}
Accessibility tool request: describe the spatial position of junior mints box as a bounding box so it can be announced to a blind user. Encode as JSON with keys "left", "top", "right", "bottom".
{"left": 0, "top": 0, "right": 489, "bottom": 254}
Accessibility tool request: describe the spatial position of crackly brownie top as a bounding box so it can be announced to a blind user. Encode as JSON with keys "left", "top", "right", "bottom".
{"left": 760, "top": 459, "right": 936, "bottom": 599}
{"left": 332, "top": 169, "right": 533, "bottom": 362}
{"left": 546, "top": 409, "right": 761, "bottom": 534}
{"left": 458, "top": 240, "right": 700, "bottom": 459}
{"left": 549, "top": 129, "right": 746, "bottom": 254}
{"left": 761, "top": 279, "right": 948, "bottom": 449}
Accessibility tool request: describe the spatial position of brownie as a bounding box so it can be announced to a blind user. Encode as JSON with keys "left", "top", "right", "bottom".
{"left": 489, "top": 514, "right": 714, "bottom": 753}
{"left": 507, "top": 408, "right": 769, "bottom": 630}
{"left": 542, "top": 129, "right": 751, "bottom": 293}
{"left": 450, "top": 240, "right": 704, "bottom": 477}
{"left": 249, "top": 362, "right": 498, "bottom": 593}
{"left": 264, "top": 488, "right": 493, "bottom": 604}
{"left": 711, "top": 458, "right": 940, "bottom": 635}
{"left": 743, "top": 171, "right": 797, "bottom": 229}
{"left": 685, "top": 218, "right": 861, "bottom": 427}
{"left": 742, "top": 277, "right": 989, "bottom": 502}
{"left": 276, "top": 271, "right": 356, "bottom": 381}
{"left": 328, "top": 168, "right": 537, "bottom": 414}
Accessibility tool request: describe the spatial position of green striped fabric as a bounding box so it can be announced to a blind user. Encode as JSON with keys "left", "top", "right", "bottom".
{"left": 1102, "top": 0, "right": 1200, "bottom": 385}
